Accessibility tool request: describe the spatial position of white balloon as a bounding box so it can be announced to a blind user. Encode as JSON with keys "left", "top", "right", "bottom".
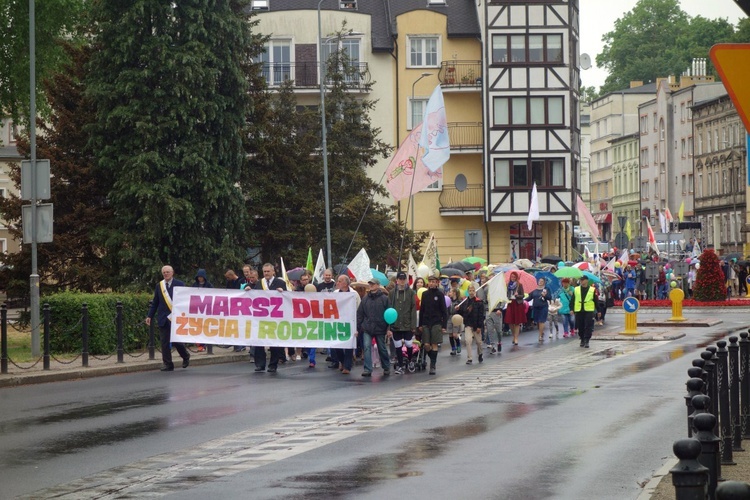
{"left": 417, "top": 262, "right": 430, "bottom": 279}
{"left": 694, "top": 262, "right": 700, "bottom": 270}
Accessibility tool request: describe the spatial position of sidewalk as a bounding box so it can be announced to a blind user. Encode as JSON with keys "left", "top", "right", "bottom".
{"left": 0, "top": 345, "right": 250, "bottom": 388}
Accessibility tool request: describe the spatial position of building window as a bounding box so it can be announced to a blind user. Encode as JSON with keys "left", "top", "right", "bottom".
{"left": 491, "top": 34, "right": 563, "bottom": 64}
{"left": 424, "top": 177, "right": 443, "bottom": 191}
{"left": 640, "top": 148, "right": 648, "bottom": 167}
{"left": 687, "top": 100, "right": 692, "bottom": 120}
{"left": 260, "top": 39, "right": 292, "bottom": 86}
{"left": 681, "top": 175, "right": 687, "bottom": 194}
{"left": 340, "top": 1, "right": 357, "bottom": 9}
{"left": 0, "top": 239, "right": 5, "bottom": 253}
{"left": 653, "top": 145, "right": 658, "bottom": 165}
{"left": 408, "top": 36, "right": 439, "bottom": 68}
{"left": 681, "top": 138, "right": 686, "bottom": 158}
{"left": 323, "top": 37, "right": 361, "bottom": 83}
{"left": 653, "top": 112, "right": 657, "bottom": 132}
{"left": 697, "top": 173, "right": 702, "bottom": 197}
{"left": 680, "top": 102, "right": 685, "bottom": 122}
{"left": 251, "top": 0, "right": 269, "bottom": 10}
{"left": 641, "top": 181, "right": 649, "bottom": 200}
{"left": 493, "top": 158, "right": 565, "bottom": 189}
{"left": 493, "top": 96, "right": 564, "bottom": 126}
{"left": 688, "top": 173, "right": 694, "bottom": 193}
{"left": 408, "top": 98, "right": 428, "bottom": 130}
{"left": 640, "top": 115, "right": 648, "bottom": 134}
{"left": 688, "top": 136, "right": 693, "bottom": 157}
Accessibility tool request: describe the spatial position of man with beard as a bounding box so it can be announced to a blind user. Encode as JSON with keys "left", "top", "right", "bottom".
{"left": 254, "top": 263, "right": 288, "bottom": 372}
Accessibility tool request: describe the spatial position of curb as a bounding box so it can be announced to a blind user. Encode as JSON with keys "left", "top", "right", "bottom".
{"left": 0, "top": 354, "right": 249, "bottom": 388}
{"left": 636, "top": 456, "right": 678, "bottom": 500}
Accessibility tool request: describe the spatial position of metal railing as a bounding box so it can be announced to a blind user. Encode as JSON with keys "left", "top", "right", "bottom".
{"left": 438, "top": 60, "right": 482, "bottom": 88}
{"left": 261, "top": 61, "right": 371, "bottom": 89}
{"left": 447, "top": 122, "right": 482, "bottom": 150}
{"left": 438, "top": 184, "right": 484, "bottom": 211}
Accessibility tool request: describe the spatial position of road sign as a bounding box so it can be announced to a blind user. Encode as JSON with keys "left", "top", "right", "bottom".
{"left": 614, "top": 233, "right": 629, "bottom": 249}
{"left": 634, "top": 236, "right": 648, "bottom": 251}
{"left": 21, "top": 159, "right": 51, "bottom": 200}
{"left": 645, "top": 262, "right": 660, "bottom": 280}
{"left": 672, "top": 262, "right": 689, "bottom": 276}
{"left": 623, "top": 297, "right": 640, "bottom": 313}
{"left": 22, "top": 204, "right": 54, "bottom": 243}
{"left": 710, "top": 44, "right": 750, "bottom": 132}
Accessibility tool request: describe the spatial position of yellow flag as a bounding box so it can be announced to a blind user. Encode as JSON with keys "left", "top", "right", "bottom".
{"left": 625, "top": 219, "right": 632, "bottom": 240}
{"left": 678, "top": 201, "right": 684, "bottom": 222}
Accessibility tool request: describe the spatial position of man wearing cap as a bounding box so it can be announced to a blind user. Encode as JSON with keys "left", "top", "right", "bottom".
{"left": 389, "top": 272, "right": 417, "bottom": 374}
{"left": 418, "top": 275, "right": 448, "bottom": 375}
{"left": 573, "top": 274, "right": 597, "bottom": 348}
{"left": 357, "top": 277, "right": 391, "bottom": 377}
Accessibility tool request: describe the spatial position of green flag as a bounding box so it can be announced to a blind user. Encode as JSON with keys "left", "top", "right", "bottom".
{"left": 436, "top": 247, "right": 441, "bottom": 271}
{"left": 306, "top": 247, "right": 314, "bottom": 273}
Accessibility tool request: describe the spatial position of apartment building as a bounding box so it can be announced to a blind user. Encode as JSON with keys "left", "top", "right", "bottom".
{"left": 0, "top": 118, "right": 20, "bottom": 255}
{"left": 609, "top": 132, "right": 640, "bottom": 241}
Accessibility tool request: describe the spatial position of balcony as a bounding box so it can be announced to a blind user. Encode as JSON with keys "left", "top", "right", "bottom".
{"left": 261, "top": 62, "right": 371, "bottom": 90}
{"left": 438, "top": 61, "right": 482, "bottom": 90}
{"left": 448, "top": 122, "right": 482, "bottom": 152}
{"left": 439, "top": 184, "right": 484, "bottom": 215}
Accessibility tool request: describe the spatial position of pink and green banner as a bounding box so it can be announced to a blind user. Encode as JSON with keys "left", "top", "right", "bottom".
{"left": 170, "top": 288, "right": 357, "bottom": 348}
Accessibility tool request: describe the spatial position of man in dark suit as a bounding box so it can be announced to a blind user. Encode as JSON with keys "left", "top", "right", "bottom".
{"left": 253, "top": 263, "right": 288, "bottom": 373}
{"left": 146, "top": 265, "right": 190, "bottom": 371}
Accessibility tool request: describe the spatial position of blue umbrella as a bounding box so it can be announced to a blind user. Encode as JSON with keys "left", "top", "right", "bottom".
{"left": 582, "top": 271, "right": 601, "bottom": 284}
{"left": 534, "top": 271, "right": 560, "bottom": 297}
{"left": 370, "top": 268, "right": 388, "bottom": 285}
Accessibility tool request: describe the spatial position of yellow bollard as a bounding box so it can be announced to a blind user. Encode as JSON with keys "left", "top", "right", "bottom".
{"left": 668, "top": 287, "right": 686, "bottom": 322}
{"left": 621, "top": 297, "right": 641, "bottom": 335}
{"left": 746, "top": 277, "right": 750, "bottom": 298}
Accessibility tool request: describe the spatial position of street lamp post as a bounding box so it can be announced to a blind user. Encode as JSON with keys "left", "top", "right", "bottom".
{"left": 318, "top": 1, "right": 332, "bottom": 268}
{"left": 409, "top": 72, "right": 432, "bottom": 233}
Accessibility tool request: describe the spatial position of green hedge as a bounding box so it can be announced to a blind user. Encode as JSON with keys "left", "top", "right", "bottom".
{"left": 43, "top": 292, "right": 152, "bottom": 355}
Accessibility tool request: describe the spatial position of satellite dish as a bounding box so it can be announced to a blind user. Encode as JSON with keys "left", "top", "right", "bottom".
{"left": 455, "top": 174, "right": 468, "bottom": 192}
{"left": 580, "top": 53, "right": 592, "bottom": 70}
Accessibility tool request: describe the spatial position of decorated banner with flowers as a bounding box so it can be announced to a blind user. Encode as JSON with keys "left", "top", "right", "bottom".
{"left": 170, "top": 288, "right": 357, "bottom": 348}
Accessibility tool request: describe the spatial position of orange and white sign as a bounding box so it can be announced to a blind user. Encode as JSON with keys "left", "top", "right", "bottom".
{"left": 710, "top": 44, "right": 750, "bottom": 132}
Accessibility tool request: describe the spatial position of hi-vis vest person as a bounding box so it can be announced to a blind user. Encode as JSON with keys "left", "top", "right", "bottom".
{"left": 574, "top": 285, "right": 596, "bottom": 312}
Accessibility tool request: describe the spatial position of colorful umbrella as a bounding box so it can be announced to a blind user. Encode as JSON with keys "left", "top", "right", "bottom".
{"left": 370, "top": 268, "right": 388, "bottom": 284}
{"left": 582, "top": 271, "right": 601, "bottom": 284}
{"left": 534, "top": 271, "right": 560, "bottom": 297}
{"left": 463, "top": 256, "right": 488, "bottom": 265}
{"left": 448, "top": 260, "right": 474, "bottom": 272}
{"left": 440, "top": 267, "right": 464, "bottom": 278}
{"left": 600, "top": 270, "right": 620, "bottom": 282}
{"left": 554, "top": 267, "right": 583, "bottom": 279}
{"left": 540, "top": 255, "right": 563, "bottom": 265}
{"left": 505, "top": 269, "right": 538, "bottom": 291}
{"left": 287, "top": 267, "right": 305, "bottom": 281}
{"left": 513, "top": 258, "right": 534, "bottom": 269}
{"left": 573, "top": 262, "right": 590, "bottom": 270}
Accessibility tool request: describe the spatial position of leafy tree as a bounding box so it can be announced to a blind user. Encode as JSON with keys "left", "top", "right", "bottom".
{"left": 86, "top": 0, "right": 262, "bottom": 286}
{"left": 0, "top": 0, "right": 87, "bottom": 125}
{"left": 693, "top": 249, "right": 725, "bottom": 301}
{"left": 579, "top": 85, "right": 599, "bottom": 103}
{"left": 0, "top": 42, "right": 112, "bottom": 298}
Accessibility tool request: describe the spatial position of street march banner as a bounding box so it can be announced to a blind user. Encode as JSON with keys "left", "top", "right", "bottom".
{"left": 170, "top": 288, "right": 357, "bottom": 348}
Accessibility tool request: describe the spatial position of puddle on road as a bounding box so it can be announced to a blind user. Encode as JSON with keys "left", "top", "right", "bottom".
{"left": 605, "top": 330, "right": 737, "bottom": 379}
{"left": 272, "top": 391, "right": 585, "bottom": 498}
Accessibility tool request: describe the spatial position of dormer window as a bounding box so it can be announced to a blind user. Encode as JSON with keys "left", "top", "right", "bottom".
{"left": 340, "top": 1, "right": 356, "bottom": 9}
{"left": 251, "top": 0, "right": 269, "bottom": 10}
{"left": 428, "top": 0, "right": 447, "bottom": 5}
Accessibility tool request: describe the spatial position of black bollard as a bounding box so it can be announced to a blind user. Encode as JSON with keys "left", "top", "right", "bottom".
{"left": 116, "top": 301, "right": 124, "bottom": 364}
{"left": 692, "top": 359, "right": 708, "bottom": 393}
{"left": 694, "top": 412, "right": 722, "bottom": 496}
{"left": 148, "top": 300, "right": 155, "bottom": 360}
{"left": 685, "top": 378, "right": 704, "bottom": 437}
{"left": 43, "top": 303, "right": 50, "bottom": 371}
{"left": 728, "top": 336, "right": 743, "bottom": 452}
{"left": 688, "top": 367, "right": 704, "bottom": 382}
{"left": 716, "top": 481, "right": 750, "bottom": 499}
{"left": 706, "top": 348, "right": 721, "bottom": 438}
{"left": 716, "top": 341, "right": 735, "bottom": 465}
{"left": 690, "top": 395, "right": 711, "bottom": 436}
{"left": 1, "top": 303, "right": 7, "bottom": 374}
{"left": 701, "top": 351, "right": 718, "bottom": 434}
{"left": 207, "top": 344, "right": 213, "bottom": 355}
{"left": 670, "top": 438, "right": 708, "bottom": 500}
{"left": 740, "top": 332, "right": 750, "bottom": 439}
{"left": 81, "top": 303, "right": 89, "bottom": 368}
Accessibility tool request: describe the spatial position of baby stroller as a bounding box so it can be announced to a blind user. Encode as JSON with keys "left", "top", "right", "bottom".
{"left": 409, "top": 339, "right": 426, "bottom": 372}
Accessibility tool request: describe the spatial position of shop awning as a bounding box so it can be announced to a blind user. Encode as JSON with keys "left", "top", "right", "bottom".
{"left": 593, "top": 212, "right": 612, "bottom": 224}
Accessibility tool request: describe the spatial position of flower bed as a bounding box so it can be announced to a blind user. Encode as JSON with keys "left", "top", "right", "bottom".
{"left": 613, "top": 299, "right": 750, "bottom": 307}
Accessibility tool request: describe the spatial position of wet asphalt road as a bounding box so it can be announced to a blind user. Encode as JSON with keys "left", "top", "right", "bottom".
{"left": 0, "top": 310, "right": 746, "bottom": 499}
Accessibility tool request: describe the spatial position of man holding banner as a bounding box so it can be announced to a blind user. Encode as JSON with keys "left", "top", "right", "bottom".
{"left": 145, "top": 265, "right": 190, "bottom": 372}
{"left": 254, "top": 263, "right": 288, "bottom": 373}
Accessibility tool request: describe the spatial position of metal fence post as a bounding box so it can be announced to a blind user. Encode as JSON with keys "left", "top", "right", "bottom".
{"left": 686, "top": 377, "right": 704, "bottom": 438}
{"left": 706, "top": 347, "right": 721, "bottom": 437}
{"left": 81, "top": 303, "right": 89, "bottom": 368}
{"left": 728, "top": 336, "right": 743, "bottom": 452}
{"left": 116, "top": 301, "right": 123, "bottom": 364}
{"left": 670, "top": 438, "right": 708, "bottom": 500}
{"left": 740, "top": 332, "right": 750, "bottom": 439}
{"left": 43, "top": 303, "right": 50, "bottom": 371}
{"left": 716, "top": 341, "right": 734, "bottom": 465}
{"left": 692, "top": 359, "right": 707, "bottom": 393}
{"left": 207, "top": 344, "right": 213, "bottom": 355}
{"left": 693, "top": 411, "right": 721, "bottom": 498}
{"left": 701, "top": 351, "right": 717, "bottom": 430}
{"left": 1, "top": 303, "right": 7, "bottom": 374}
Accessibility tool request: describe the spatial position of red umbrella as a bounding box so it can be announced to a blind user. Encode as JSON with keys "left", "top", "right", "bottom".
{"left": 573, "top": 262, "right": 590, "bottom": 270}
{"left": 505, "top": 269, "right": 538, "bottom": 292}
{"left": 628, "top": 260, "right": 638, "bottom": 267}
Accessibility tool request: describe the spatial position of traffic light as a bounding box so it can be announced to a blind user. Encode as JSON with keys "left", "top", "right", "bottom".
{"left": 735, "top": 0, "right": 750, "bottom": 16}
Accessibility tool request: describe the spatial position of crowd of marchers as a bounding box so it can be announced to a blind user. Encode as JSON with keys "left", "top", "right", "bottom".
{"left": 146, "top": 263, "right": 600, "bottom": 376}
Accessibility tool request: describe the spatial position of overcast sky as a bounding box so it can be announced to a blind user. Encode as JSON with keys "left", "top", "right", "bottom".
{"left": 580, "top": 0, "right": 747, "bottom": 90}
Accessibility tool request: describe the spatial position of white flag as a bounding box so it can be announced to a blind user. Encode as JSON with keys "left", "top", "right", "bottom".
{"left": 313, "top": 249, "right": 326, "bottom": 284}
{"left": 280, "top": 257, "right": 294, "bottom": 290}
{"left": 347, "top": 248, "right": 373, "bottom": 283}
{"left": 486, "top": 272, "right": 508, "bottom": 311}
{"left": 408, "top": 252, "right": 419, "bottom": 285}
{"left": 692, "top": 241, "right": 702, "bottom": 259}
{"left": 419, "top": 85, "right": 450, "bottom": 172}
{"left": 422, "top": 234, "right": 438, "bottom": 276}
{"left": 527, "top": 183, "right": 540, "bottom": 231}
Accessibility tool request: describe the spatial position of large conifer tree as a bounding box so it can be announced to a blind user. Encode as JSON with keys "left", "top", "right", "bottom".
{"left": 86, "top": 0, "right": 260, "bottom": 284}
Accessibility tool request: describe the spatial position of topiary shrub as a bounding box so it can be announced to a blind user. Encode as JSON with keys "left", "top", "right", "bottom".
{"left": 43, "top": 292, "right": 152, "bottom": 354}
{"left": 693, "top": 249, "right": 725, "bottom": 302}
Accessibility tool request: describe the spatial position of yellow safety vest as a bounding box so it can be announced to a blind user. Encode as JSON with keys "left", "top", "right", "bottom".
{"left": 574, "top": 286, "right": 596, "bottom": 312}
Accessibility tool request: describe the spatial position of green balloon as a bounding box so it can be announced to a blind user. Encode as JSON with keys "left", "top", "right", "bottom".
{"left": 670, "top": 281, "right": 677, "bottom": 288}
{"left": 384, "top": 307, "right": 398, "bottom": 325}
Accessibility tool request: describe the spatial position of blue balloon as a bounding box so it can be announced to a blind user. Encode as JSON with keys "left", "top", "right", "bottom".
{"left": 384, "top": 307, "right": 398, "bottom": 325}
{"left": 558, "top": 261, "right": 565, "bottom": 267}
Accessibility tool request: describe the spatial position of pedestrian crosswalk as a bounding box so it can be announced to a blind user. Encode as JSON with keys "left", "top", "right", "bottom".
{"left": 23, "top": 341, "right": 663, "bottom": 499}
